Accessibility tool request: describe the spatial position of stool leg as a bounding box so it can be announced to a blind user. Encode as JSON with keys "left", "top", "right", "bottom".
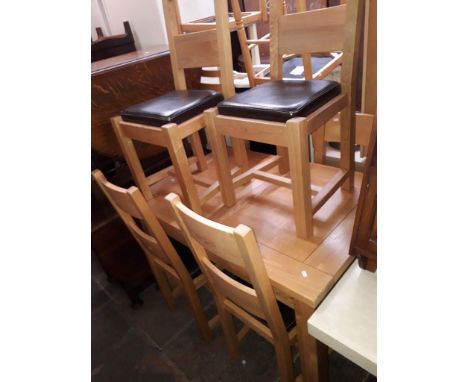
{"left": 231, "top": 138, "right": 249, "bottom": 171}
{"left": 189, "top": 131, "right": 208, "bottom": 172}
{"left": 204, "top": 109, "right": 236, "bottom": 207}
{"left": 164, "top": 124, "right": 203, "bottom": 214}
{"left": 339, "top": 107, "right": 355, "bottom": 191}
{"left": 277, "top": 146, "right": 290, "bottom": 174}
{"left": 312, "top": 125, "right": 327, "bottom": 164}
{"left": 286, "top": 118, "right": 313, "bottom": 240}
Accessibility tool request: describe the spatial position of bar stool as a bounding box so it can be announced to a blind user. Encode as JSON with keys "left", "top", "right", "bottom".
{"left": 111, "top": 0, "right": 247, "bottom": 215}
{"left": 205, "top": 0, "right": 364, "bottom": 239}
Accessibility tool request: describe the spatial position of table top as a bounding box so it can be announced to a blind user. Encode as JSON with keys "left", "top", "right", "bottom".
{"left": 147, "top": 151, "right": 361, "bottom": 309}
{"left": 307, "top": 260, "right": 377, "bottom": 376}
{"left": 91, "top": 45, "right": 169, "bottom": 76}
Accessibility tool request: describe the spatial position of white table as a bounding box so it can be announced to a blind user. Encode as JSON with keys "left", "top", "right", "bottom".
{"left": 307, "top": 260, "right": 377, "bottom": 376}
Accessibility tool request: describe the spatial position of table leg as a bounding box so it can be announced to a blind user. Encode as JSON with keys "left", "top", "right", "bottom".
{"left": 294, "top": 299, "right": 329, "bottom": 382}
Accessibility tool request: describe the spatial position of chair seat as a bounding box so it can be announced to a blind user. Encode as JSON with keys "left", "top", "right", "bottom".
{"left": 121, "top": 90, "right": 224, "bottom": 127}
{"left": 217, "top": 80, "right": 341, "bottom": 123}
{"left": 170, "top": 238, "right": 201, "bottom": 279}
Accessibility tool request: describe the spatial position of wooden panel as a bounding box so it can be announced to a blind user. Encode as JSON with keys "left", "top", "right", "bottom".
{"left": 324, "top": 112, "right": 374, "bottom": 146}
{"left": 91, "top": 49, "right": 201, "bottom": 159}
{"left": 361, "top": 0, "right": 377, "bottom": 116}
{"left": 215, "top": 115, "right": 286, "bottom": 147}
{"left": 278, "top": 5, "right": 347, "bottom": 55}
{"left": 349, "top": 119, "right": 377, "bottom": 271}
{"left": 99, "top": 184, "right": 143, "bottom": 220}
{"left": 176, "top": 201, "right": 247, "bottom": 269}
{"left": 174, "top": 29, "right": 220, "bottom": 69}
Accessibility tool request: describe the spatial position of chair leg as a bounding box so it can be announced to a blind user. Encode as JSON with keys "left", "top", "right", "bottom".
{"left": 217, "top": 303, "right": 240, "bottom": 358}
{"left": 286, "top": 118, "right": 313, "bottom": 240}
{"left": 231, "top": 138, "right": 249, "bottom": 171}
{"left": 311, "top": 125, "right": 327, "bottom": 164}
{"left": 204, "top": 109, "right": 236, "bottom": 207}
{"left": 164, "top": 124, "right": 203, "bottom": 214}
{"left": 339, "top": 107, "right": 355, "bottom": 191}
{"left": 273, "top": 340, "right": 295, "bottom": 382}
{"left": 277, "top": 146, "right": 290, "bottom": 174}
{"left": 183, "top": 283, "right": 212, "bottom": 342}
{"left": 189, "top": 131, "right": 208, "bottom": 172}
{"left": 152, "top": 265, "right": 176, "bottom": 311}
{"left": 111, "top": 116, "right": 153, "bottom": 200}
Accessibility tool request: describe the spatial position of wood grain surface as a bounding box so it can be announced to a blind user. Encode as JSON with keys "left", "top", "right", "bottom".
{"left": 91, "top": 49, "right": 202, "bottom": 160}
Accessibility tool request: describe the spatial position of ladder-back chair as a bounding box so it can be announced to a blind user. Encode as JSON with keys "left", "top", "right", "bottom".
{"left": 230, "top": 0, "right": 343, "bottom": 88}
{"left": 166, "top": 192, "right": 298, "bottom": 382}
{"left": 111, "top": 0, "right": 247, "bottom": 215}
{"left": 92, "top": 170, "right": 216, "bottom": 341}
{"left": 205, "top": 0, "right": 365, "bottom": 239}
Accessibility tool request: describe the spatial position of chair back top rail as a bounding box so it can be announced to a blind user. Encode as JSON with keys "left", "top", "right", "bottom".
{"left": 269, "top": 0, "right": 364, "bottom": 91}
{"left": 92, "top": 170, "right": 190, "bottom": 280}
{"left": 162, "top": 0, "right": 235, "bottom": 97}
{"left": 165, "top": 192, "right": 290, "bottom": 337}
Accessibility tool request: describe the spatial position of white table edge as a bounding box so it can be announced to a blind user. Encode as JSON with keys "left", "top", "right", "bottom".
{"left": 307, "top": 260, "right": 377, "bottom": 376}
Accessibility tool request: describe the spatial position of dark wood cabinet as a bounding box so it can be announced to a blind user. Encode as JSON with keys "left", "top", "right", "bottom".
{"left": 349, "top": 121, "right": 377, "bottom": 272}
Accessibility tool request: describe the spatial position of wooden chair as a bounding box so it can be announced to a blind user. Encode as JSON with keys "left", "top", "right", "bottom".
{"left": 111, "top": 0, "right": 247, "bottom": 215}
{"left": 311, "top": 0, "right": 376, "bottom": 166}
{"left": 166, "top": 192, "right": 298, "bottom": 382}
{"left": 234, "top": 0, "right": 344, "bottom": 87}
{"left": 91, "top": 21, "right": 136, "bottom": 62}
{"left": 205, "top": 0, "right": 365, "bottom": 239}
{"left": 92, "top": 169, "right": 216, "bottom": 341}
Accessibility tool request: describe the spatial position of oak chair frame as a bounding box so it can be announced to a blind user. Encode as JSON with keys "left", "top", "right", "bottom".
{"left": 111, "top": 0, "right": 248, "bottom": 215}
{"left": 234, "top": 0, "right": 344, "bottom": 87}
{"left": 92, "top": 170, "right": 217, "bottom": 341}
{"left": 205, "top": 0, "right": 365, "bottom": 239}
{"left": 199, "top": 1, "right": 343, "bottom": 90}
{"left": 311, "top": 0, "right": 376, "bottom": 165}
{"left": 312, "top": 112, "right": 375, "bottom": 164}
{"left": 166, "top": 192, "right": 298, "bottom": 382}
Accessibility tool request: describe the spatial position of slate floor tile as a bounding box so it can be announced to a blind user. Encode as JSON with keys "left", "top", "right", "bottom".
{"left": 92, "top": 255, "right": 373, "bottom": 381}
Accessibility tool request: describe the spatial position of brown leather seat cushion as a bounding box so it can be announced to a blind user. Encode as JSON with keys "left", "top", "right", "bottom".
{"left": 218, "top": 80, "right": 341, "bottom": 123}
{"left": 121, "top": 90, "right": 223, "bottom": 127}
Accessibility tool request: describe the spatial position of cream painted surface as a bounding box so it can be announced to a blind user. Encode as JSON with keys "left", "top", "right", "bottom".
{"left": 177, "top": 0, "right": 214, "bottom": 23}
{"left": 91, "top": 0, "right": 110, "bottom": 40}
{"left": 308, "top": 260, "right": 377, "bottom": 376}
{"left": 91, "top": 0, "right": 215, "bottom": 50}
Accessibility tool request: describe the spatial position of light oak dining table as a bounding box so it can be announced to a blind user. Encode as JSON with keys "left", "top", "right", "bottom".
{"left": 146, "top": 150, "right": 361, "bottom": 382}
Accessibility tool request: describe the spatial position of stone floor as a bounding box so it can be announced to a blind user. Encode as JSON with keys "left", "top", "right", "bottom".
{"left": 92, "top": 254, "right": 375, "bottom": 382}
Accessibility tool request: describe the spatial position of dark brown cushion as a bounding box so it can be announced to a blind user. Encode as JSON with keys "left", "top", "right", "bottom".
{"left": 218, "top": 80, "right": 341, "bottom": 123}
{"left": 121, "top": 90, "right": 223, "bottom": 127}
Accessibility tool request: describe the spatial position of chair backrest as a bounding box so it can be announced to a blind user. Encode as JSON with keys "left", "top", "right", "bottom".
{"left": 166, "top": 192, "right": 289, "bottom": 337}
{"left": 269, "top": 0, "right": 364, "bottom": 91}
{"left": 92, "top": 170, "right": 193, "bottom": 283}
{"left": 162, "top": 0, "right": 236, "bottom": 98}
